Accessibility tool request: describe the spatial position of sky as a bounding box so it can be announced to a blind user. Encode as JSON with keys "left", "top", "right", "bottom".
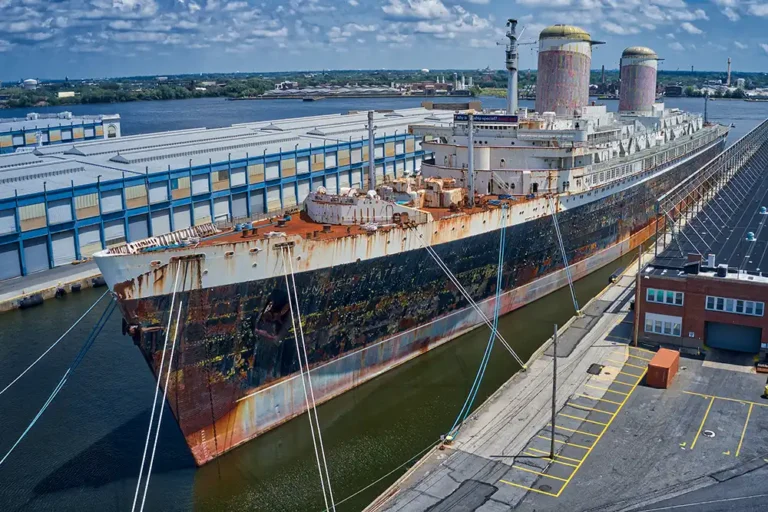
{"left": 1, "top": 0, "right": 767, "bottom": 80}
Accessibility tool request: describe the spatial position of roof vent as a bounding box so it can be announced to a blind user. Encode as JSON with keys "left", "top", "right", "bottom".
{"left": 64, "top": 146, "right": 86, "bottom": 156}
{"left": 425, "top": 114, "right": 442, "bottom": 121}
{"left": 110, "top": 153, "right": 130, "bottom": 164}
{"left": 262, "top": 123, "right": 284, "bottom": 131}
{"left": 307, "top": 127, "right": 326, "bottom": 136}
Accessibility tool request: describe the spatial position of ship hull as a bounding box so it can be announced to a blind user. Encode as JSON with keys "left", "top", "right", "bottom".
{"left": 115, "top": 140, "right": 724, "bottom": 466}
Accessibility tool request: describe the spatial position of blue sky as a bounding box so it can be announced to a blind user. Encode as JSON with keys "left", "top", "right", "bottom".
{"left": 0, "top": 0, "right": 767, "bottom": 80}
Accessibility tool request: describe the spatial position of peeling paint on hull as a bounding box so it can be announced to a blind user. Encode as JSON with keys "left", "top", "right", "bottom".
{"left": 113, "top": 141, "right": 723, "bottom": 466}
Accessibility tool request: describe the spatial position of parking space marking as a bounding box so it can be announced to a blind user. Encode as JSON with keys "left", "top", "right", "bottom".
{"left": 565, "top": 403, "right": 615, "bottom": 416}
{"left": 576, "top": 394, "right": 624, "bottom": 406}
{"left": 626, "top": 353, "right": 653, "bottom": 362}
{"left": 585, "top": 385, "right": 629, "bottom": 396}
{"left": 527, "top": 447, "right": 583, "bottom": 463}
{"left": 522, "top": 450, "right": 580, "bottom": 467}
{"left": 547, "top": 424, "right": 600, "bottom": 437}
{"left": 632, "top": 346, "right": 656, "bottom": 354}
{"left": 535, "top": 435, "right": 592, "bottom": 450}
{"left": 682, "top": 390, "right": 768, "bottom": 408}
{"left": 617, "top": 370, "right": 644, "bottom": 379}
{"left": 736, "top": 403, "right": 754, "bottom": 457}
{"left": 512, "top": 465, "right": 570, "bottom": 482}
{"left": 611, "top": 380, "right": 636, "bottom": 387}
{"left": 500, "top": 479, "right": 560, "bottom": 497}
{"left": 559, "top": 413, "right": 608, "bottom": 426}
{"left": 690, "top": 396, "right": 715, "bottom": 450}
{"left": 606, "top": 358, "right": 646, "bottom": 370}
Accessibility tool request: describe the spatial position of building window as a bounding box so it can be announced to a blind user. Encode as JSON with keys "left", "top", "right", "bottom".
{"left": 645, "top": 313, "right": 682, "bottom": 337}
{"left": 646, "top": 288, "right": 684, "bottom": 306}
{"left": 705, "top": 295, "right": 765, "bottom": 317}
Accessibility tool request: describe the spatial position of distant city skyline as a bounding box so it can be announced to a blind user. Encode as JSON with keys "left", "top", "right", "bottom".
{"left": 1, "top": 0, "right": 767, "bottom": 81}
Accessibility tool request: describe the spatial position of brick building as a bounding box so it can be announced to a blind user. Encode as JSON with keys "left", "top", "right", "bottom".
{"left": 636, "top": 258, "right": 768, "bottom": 358}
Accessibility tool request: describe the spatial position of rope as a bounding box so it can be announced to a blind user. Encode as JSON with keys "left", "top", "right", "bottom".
{"left": 548, "top": 197, "right": 580, "bottom": 315}
{"left": 449, "top": 205, "right": 507, "bottom": 436}
{"left": 280, "top": 247, "right": 332, "bottom": 512}
{"left": 409, "top": 225, "right": 526, "bottom": 369}
{"left": 286, "top": 245, "right": 337, "bottom": 511}
{"left": 131, "top": 262, "right": 182, "bottom": 512}
{"left": 139, "top": 301, "right": 184, "bottom": 512}
{"left": 0, "top": 290, "right": 109, "bottom": 397}
{"left": 0, "top": 298, "right": 116, "bottom": 468}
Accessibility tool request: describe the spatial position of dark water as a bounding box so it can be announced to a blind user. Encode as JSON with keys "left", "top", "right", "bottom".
{"left": 0, "top": 97, "right": 766, "bottom": 512}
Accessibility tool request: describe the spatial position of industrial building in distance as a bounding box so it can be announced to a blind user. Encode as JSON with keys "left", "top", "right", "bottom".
{"left": 0, "top": 112, "right": 121, "bottom": 154}
{"left": 0, "top": 107, "right": 448, "bottom": 280}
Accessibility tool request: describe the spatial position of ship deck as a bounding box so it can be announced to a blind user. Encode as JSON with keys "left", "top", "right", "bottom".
{"left": 196, "top": 197, "right": 520, "bottom": 248}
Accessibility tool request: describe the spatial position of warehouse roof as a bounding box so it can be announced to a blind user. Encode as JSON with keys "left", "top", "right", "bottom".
{"left": 0, "top": 107, "right": 454, "bottom": 198}
{"left": 652, "top": 139, "right": 768, "bottom": 274}
{"left": 0, "top": 113, "right": 120, "bottom": 133}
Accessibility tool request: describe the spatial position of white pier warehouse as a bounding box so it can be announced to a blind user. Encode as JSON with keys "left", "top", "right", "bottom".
{"left": 0, "top": 108, "right": 449, "bottom": 279}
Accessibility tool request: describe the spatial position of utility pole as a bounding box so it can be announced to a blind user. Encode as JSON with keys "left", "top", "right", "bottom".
{"left": 367, "top": 111, "right": 376, "bottom": 192}
{"left": 633, "top": 246, "right": 642, "bottom": 347}
{"left": 468, "top": 113, "right": 475, "bottom": 207}
{"left": 551, "top": 323, "right": 557, "bottom": 459}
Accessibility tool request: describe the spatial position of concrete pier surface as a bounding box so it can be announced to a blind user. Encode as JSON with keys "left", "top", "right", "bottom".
{"left": 366, "top": 253, "right": 768, "bottom": 512}
{"left": 0, "top": 262, "right": 102, "bottom": 312}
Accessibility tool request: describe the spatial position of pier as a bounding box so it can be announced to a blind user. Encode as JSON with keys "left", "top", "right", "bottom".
{"left": 367, "top": 119, "right": 768, "bottom": 512}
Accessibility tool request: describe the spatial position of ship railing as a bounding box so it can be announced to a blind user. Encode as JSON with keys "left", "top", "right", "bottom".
{"left": 106, "top": 223, "right": 219, "bottom": 255}
{"left": 212, "top": 205, "right": 303, "bottom": 231}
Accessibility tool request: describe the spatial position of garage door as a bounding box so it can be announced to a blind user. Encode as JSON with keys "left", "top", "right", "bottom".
{"left": 213, "top": 196, "right": 230, "bottom": 222}
{"left": 151, "top": 210, "right": 171, "bottom": 236}
{"left": 705, "top": 322, "right": 762, "bottom": 353}
{"left": 52, "top": 231, "right": 76, "bottom": 266}
{"left": 128, "top": 215, "right": 149, "bottom": 241}
{"left": 24, "top": 236, "right": 49, "bottom": 274}
{"left": 173, "top": 205, "right": 191, "bottom": 230}
{"left": 250, "top": 190, "right": 265, "bottom": 215}
{"left": 78, "top": 224, "right": 102, "bottom": 257}
{"left": 194, "top": 202, "right": 211, "bottom": 225}
{"left": 0, "top": 243, "right": 21, "bottom": 280}
{"left": 104, "top": 219, "right": 126, "bottom": 247}
{"left": 232, "top": 193, "right": 248, "bottom": 219}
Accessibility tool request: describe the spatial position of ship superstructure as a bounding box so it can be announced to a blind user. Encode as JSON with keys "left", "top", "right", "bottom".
{"left": 94, "top": 22, "right": 728, "bottom": 465}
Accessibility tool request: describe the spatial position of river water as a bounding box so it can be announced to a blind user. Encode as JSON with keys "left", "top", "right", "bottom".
{"left": 0, "top": 97, "right": 766, "bottom": 512}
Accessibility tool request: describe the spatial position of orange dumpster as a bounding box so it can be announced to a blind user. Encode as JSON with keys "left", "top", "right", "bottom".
{"left": 646, "top": 348, "right": 680, "bottom": 389}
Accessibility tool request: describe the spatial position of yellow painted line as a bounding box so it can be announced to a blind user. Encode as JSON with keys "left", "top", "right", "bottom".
{"left": 682, "top": 390, "right": 768, "bottom": 408}
{"left": 565, "top": 403, "right": 615, "bottom": 416}
{"left": 512, "top": 465, "right": 569, "bottom": 482}
{"left": 554, "top": 368, "right": 648, "bottom": 498}
{"left": 690, "top": 396, "right": 715, "bottom": 450}
{"left": 617, "top": 370, "right": 644, "bottom": 379}
{"left": 575, "top": 394, "right": 624, "bottom": 406}
{"left": 547, "top": 424, "right": 600, "bottom": 437}
{"left": 499, "top": 479, "right": 559, "bottom": 497}
{"left": 632, "top": 346, "right": 656, "bottom": 354}
{"left": 559, "top": 413, "right": 609, "bottom": 426}
{"left": 627, "top": 353, "right": 653, "bottom": 362}
{"left": 527, "top": 447, "right": 584, "bottom": 463}
{"left": 610, "top": 380, "right": 636, "bottom": 387}
{"left": 536, "top": 435, "right": 591, "bottom": 450}
{"left": 585, "top": 385, "right": 629, "bottom": 396}
{"left": 736, "top": 403, "right": 754, "bottom": 457}
{"left": 521, "top": 451, "right": 579, "bottom": 468}
{"left": 606, "top": 358, "right": 646, "bottom": 369}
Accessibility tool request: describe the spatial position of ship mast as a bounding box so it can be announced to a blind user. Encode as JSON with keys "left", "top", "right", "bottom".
{"left": 505, "top": 18, "right": 519, "bottom": 115}
{"left": 367, "top": 111, "right": 376, "bottom": 192}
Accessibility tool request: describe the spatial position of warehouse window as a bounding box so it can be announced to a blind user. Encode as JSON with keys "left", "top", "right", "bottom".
{"left": 646, "top": 288, "right": 683, "bottom": 306}
{"left": 706, "top": 295, "right": 764, "bottom": 317}
{"left": 645, "top": 313, "right": 682, "bottom": 337}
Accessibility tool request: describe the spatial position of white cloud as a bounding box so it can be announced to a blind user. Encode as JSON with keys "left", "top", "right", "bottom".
{"left": 251, "top": 27, "right": 288, "bottom": 38}
{"left": 223, "top": 1, "right": 248, "bottom": 10}
{"left": 680, "top": 21, "right": 703, "bottom": 34}
{"left": 666, "top": 32, "right": 675, "bottom": 38}
{"left": 722, "top": 7, "right": 740, "bottom": 20}
{"left": 344, "top": 23, "right": 377, "bottom": 32}
{"left": 469, "top": 37, "right": 495, "bottom": 48}
{"left": 466, "top": 0, "right": 490, "bottom": 3}
{"left": 734, "top": 40, "right": 747, "bottom": 49}
{"left": 382, "top": 0, "right": 451, "bottom": 20}
{"left": 376, "top": 32, "right": 409, "bottom": 43}
{"left": 0, "top": 39, "right": 13, "bottom": 51}
{"left": 749, "top": 3, "right": 768, "bottom": 16}
{"left": 668, "top": 41, "right": 685, "bottom": 50}
{"left": 517, "top": 0, "right": 572, "bottom": 6}
{"left": 601, "top": 21, "right": 640, "bottom": 35}
{"left": 348, "top": 0, "right": 359, "bottom": 5}
{"left": 761, "top": 43, "right": 768, "bottom": 54}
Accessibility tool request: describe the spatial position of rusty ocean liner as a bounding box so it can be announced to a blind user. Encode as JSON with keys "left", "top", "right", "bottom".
{"left": 94, "top": 22, "right": 728, "bottom": 465}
